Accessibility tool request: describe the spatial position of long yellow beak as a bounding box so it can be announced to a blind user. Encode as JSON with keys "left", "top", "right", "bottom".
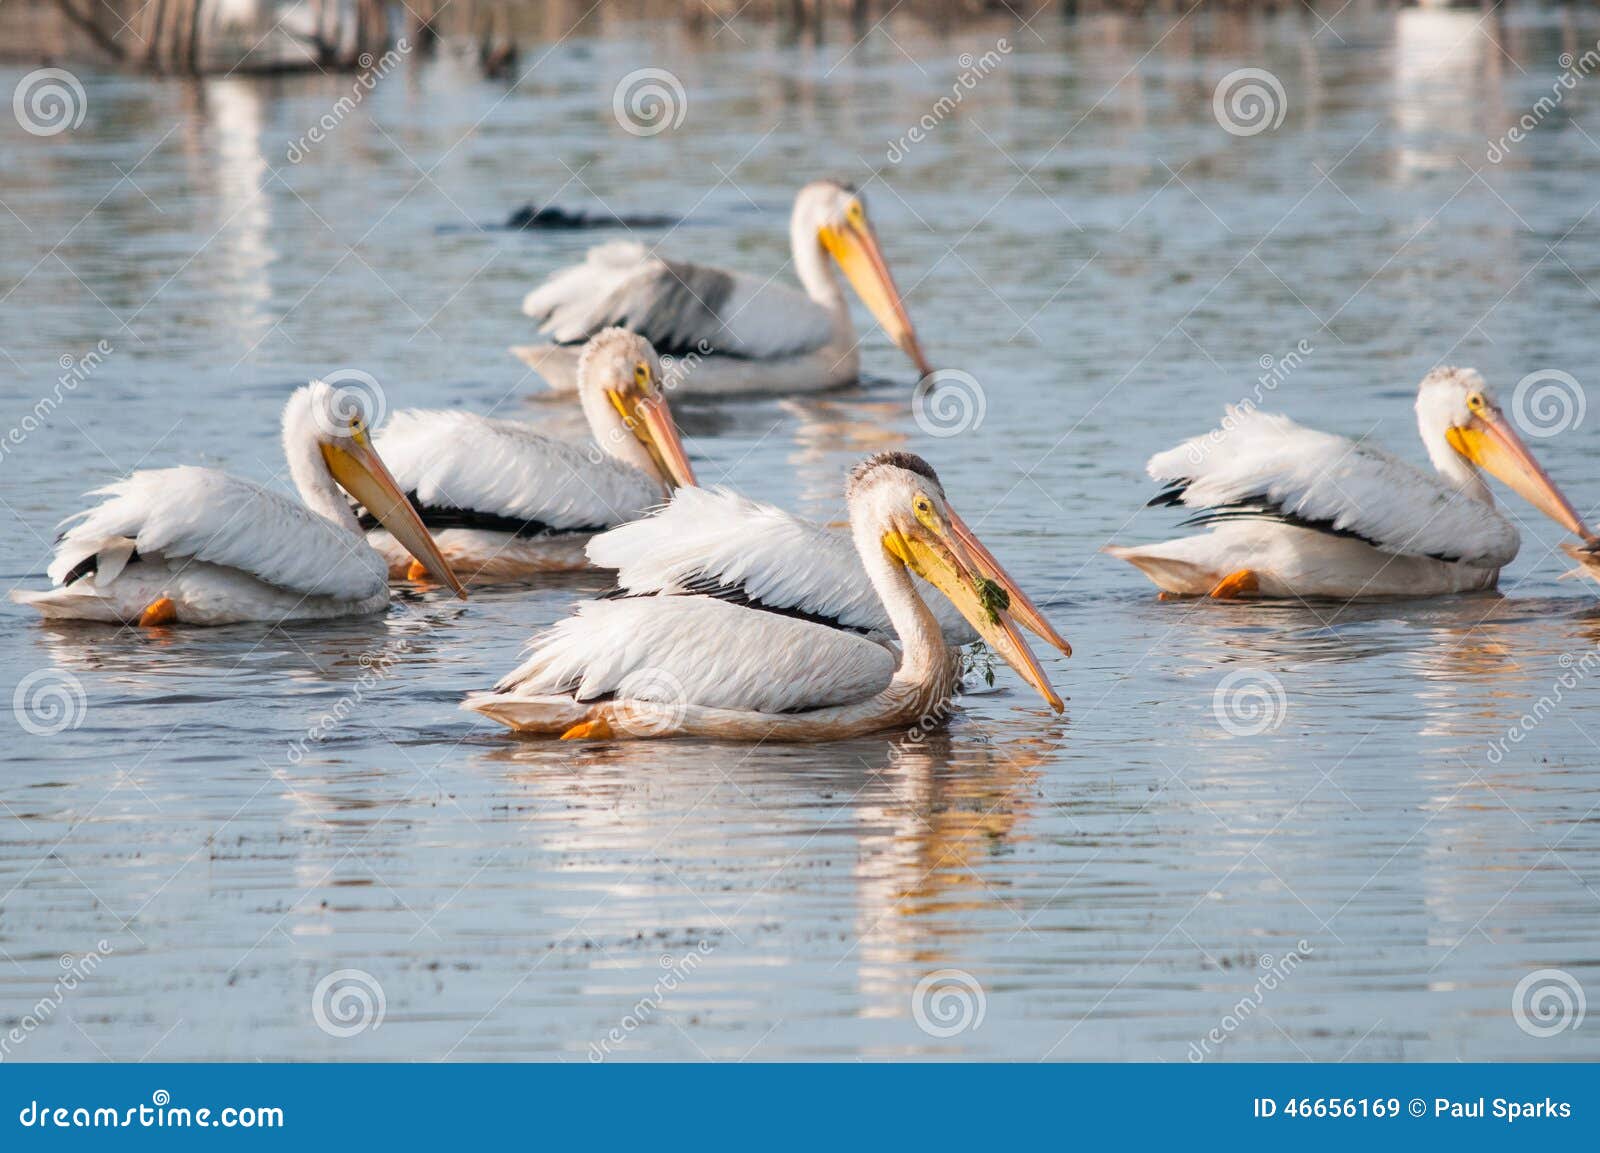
{"left": 945, "top": 505, "right": 1071, "bottom": 657}
{"left": 321, "top": 434, "right": 468, "bottom": 599}
{"left": 884, "top": 519, "right": 1064, "bottom": 713}
{"left": 1447, "top": 406, "right": 1594, "bottom": 541}
{"left": 820, "top": 216, "right": 932, "bottom": 379}
{"left": 608, "top": 387, "right": 697, "bottom": 493}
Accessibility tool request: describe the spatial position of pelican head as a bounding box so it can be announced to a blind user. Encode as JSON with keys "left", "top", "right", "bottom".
{"left": 577, "top": 328, "right": 697, "bottom": 494}
{"left": 795, "top": 180, "right": 932, "bottom": 379}
{"left": 288, "top": 381, "right": 467, "bottom": 598}
{"left": 847, "top": 451, "right": 1067, "bottom": 712}
{"left": 1416, "top": 367, "right": 1591, "bottom": 539}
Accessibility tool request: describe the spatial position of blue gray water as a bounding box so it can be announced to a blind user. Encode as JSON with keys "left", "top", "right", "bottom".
{"left": 3, "top": 7, "right": 1600, "bottom": 1060}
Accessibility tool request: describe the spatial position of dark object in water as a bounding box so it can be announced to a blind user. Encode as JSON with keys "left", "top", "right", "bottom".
{"left": 503, "top": 205, "right": 680, "bottom": 231}
{"left": 481, "top": 41, "right": 518, "bottom": 81}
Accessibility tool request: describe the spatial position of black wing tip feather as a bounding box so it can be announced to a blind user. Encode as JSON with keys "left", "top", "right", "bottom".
{"left": 1147, "top": 482, "right": 1190, "bottom": 509}
{"left": 59, "top": 547, "right": 143, "bottom": 588}
{"left": 595, "top": 571, "right": 872, "bottom": 634}
{"left": 678, "top": 573, "right": 872, "bottom": 635}
{"left": 355, "top": 494, "right": 607, "bottom": 540}
{"left": 61, "top": 554, "right": 97, "bottom": 587}
{"left": 1173, "top": 500, "right": 1466, "bottom": 565}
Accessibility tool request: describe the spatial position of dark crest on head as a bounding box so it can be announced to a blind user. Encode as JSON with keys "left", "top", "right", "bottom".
{"left": 846, "top": 451, "right": 941, "bottom": 498}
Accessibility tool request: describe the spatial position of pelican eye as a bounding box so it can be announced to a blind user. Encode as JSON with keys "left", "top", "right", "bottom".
{"left": 1467, "top": 393, "right": 1485, "bottom": 412}
{"left": 633, "top": 361, "right": 651, "bottom": 390}
{"left": 847, "top": 200, "right": 865, "bottom": 226}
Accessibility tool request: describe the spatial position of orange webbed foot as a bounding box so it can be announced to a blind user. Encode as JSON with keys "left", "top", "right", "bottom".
{"left": 1208, "top": 569, "right": 1260, "bottom": 600}
{"left": 559, "top": 717, "right": 613, "bottom": 741}
{"left": 138, "top": 597, "right": 178, "bottom": 627}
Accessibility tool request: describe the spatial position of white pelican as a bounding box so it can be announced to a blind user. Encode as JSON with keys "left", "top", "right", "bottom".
{"left": 511, "top": 180, "right": 932, "bottom": 395}
{"left": 1106, "top": 368, "right": 1595, "bottom": 599}
{"left": 364, "top": 330, "right": 696, "bottom": 585}
{"left": 10, "top": 382, "right": 465, "bottom": 626}
{"left": 587, "top": 480, "right": 1072, "bottom": 655}
{"left": 464, "top": 451, "right": 1066, "bottom": 741}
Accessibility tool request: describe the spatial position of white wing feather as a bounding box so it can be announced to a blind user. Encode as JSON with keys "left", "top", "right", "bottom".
{"left": 586, "top": 487, "right": 974, "bottom": 641}
{"left": 1149, "top": 407, "right": 1519, "bottom": 569}
{"left": 521, "top": 241, "right": 834, "bottom": 359}
{"left": 493, "top": 597, "right": 896, "bottom": 714}
{"left": 712, "top": 275, "right": 836, "bottom": 360}
{"left": 375, "top": 409, "right": 660, "bottom": 529}
{"left": 48, "top": 467, "right": 386, "bottom": 599}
